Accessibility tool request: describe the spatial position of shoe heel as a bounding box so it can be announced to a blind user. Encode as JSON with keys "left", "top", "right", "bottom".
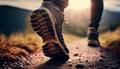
{"left": 42, "top": 42, "right": 69, "bottom": 60}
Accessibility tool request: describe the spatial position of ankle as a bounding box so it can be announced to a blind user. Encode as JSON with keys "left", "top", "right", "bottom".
{"left": 87, "top": 27, "right": 99, "bottom": 40}
{"left": 49, "top": 0, "right": 68, "bottom": 11}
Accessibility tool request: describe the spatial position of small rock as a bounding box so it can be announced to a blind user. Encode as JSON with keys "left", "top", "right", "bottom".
{"left": 74, "top": 53, "right": 79, "bottom": 56}
{"left": 97, "top": 58, "right": 104, "bottom": 63}
{"left": 75, "top": 64, "right": 84, "bottom": 69}
{"left": 76, "top": 47, "right": 79, "bottom": 49}
{"left": 86, "top": 60, "right": 88, "bottom": 63}
{"left": 86, "top": 60, "right": 91, "bottom": 64}
{"left": 78, "top": 58, "right": 81, "bottom": 60}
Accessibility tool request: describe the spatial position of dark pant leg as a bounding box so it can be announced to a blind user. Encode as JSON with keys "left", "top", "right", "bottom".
{"left": 43, "top": 0, "right": 69, "bottom": 11}
{"left": 89, "top": 0, "right": 104, "bottom": 30}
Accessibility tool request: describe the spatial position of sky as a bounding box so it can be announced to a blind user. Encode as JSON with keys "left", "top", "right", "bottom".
{"left": 0, "top": 0, "right": 120, "bottom": 12}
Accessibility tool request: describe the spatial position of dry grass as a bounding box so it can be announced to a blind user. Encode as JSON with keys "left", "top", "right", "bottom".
{"left": 0, "top": 33, "right": 42, "bottom": 60}
{"left": 99, "top": 28, "right": 120, "bottom": 54}
{"left": 100, "top": 28, "right": 120, "bottom": 48}
{"left": 0, "top": 33, "right": 81, "bottom": 60}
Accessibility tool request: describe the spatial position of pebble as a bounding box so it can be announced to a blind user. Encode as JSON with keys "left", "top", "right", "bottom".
{"left": 75, "top": 64, "right": 84, "bottom": 69}
{"left": 76, "top": 47, "right": 79, "bottom": 49}
{"left": 78, "top": 58, "right": 81, "bottom": 61}
{"left": 73, "top": 53, "right": 79, "bottom": 56}
{"left": 86, "top": 60, "right": 91, "bottom": 64}
{"left": 97, "top": 58, "right": 104, "bottom": 63}
{"left": 86, "top": 60, "right": 89, "bottom": 63}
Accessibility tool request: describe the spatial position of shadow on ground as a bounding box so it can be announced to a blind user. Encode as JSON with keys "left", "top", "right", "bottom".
{"left": 36, "top": 59, "right": 68, "bottom": 69}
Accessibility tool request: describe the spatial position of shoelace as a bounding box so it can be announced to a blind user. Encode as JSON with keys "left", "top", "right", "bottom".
{"left": 43, "top": 1, "right": 71, "bottom": 31}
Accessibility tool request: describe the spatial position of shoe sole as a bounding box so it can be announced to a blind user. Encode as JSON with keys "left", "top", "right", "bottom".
{"left": 88, "top": 40, "right": 99, "bottom": 47}
{"left": 30, "top": 9, "right": 69, "bottom": 59}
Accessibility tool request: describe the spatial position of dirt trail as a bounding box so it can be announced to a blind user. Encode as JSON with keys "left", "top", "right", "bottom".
{"left": 1, "top": 40, "right": 120, "bottom": 69}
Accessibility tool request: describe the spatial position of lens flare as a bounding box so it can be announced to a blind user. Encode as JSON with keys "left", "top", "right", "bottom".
{"left": 67, "top": 0, "right": 90, "bottom": 10}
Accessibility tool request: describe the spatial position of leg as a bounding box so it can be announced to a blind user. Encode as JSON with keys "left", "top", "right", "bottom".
{"left": 88, "top": 0, "right": 104, "bottom": 46}
{"left": 90, "top": 0, "right": 103, "bottom": 30}
{"left": 30, "top": 0, "right": 69, "bottom": 61}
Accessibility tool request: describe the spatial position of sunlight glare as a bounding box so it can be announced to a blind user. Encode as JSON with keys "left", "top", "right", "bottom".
{"left": 67, "top": 0, "right": 90, "bottom": 10}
